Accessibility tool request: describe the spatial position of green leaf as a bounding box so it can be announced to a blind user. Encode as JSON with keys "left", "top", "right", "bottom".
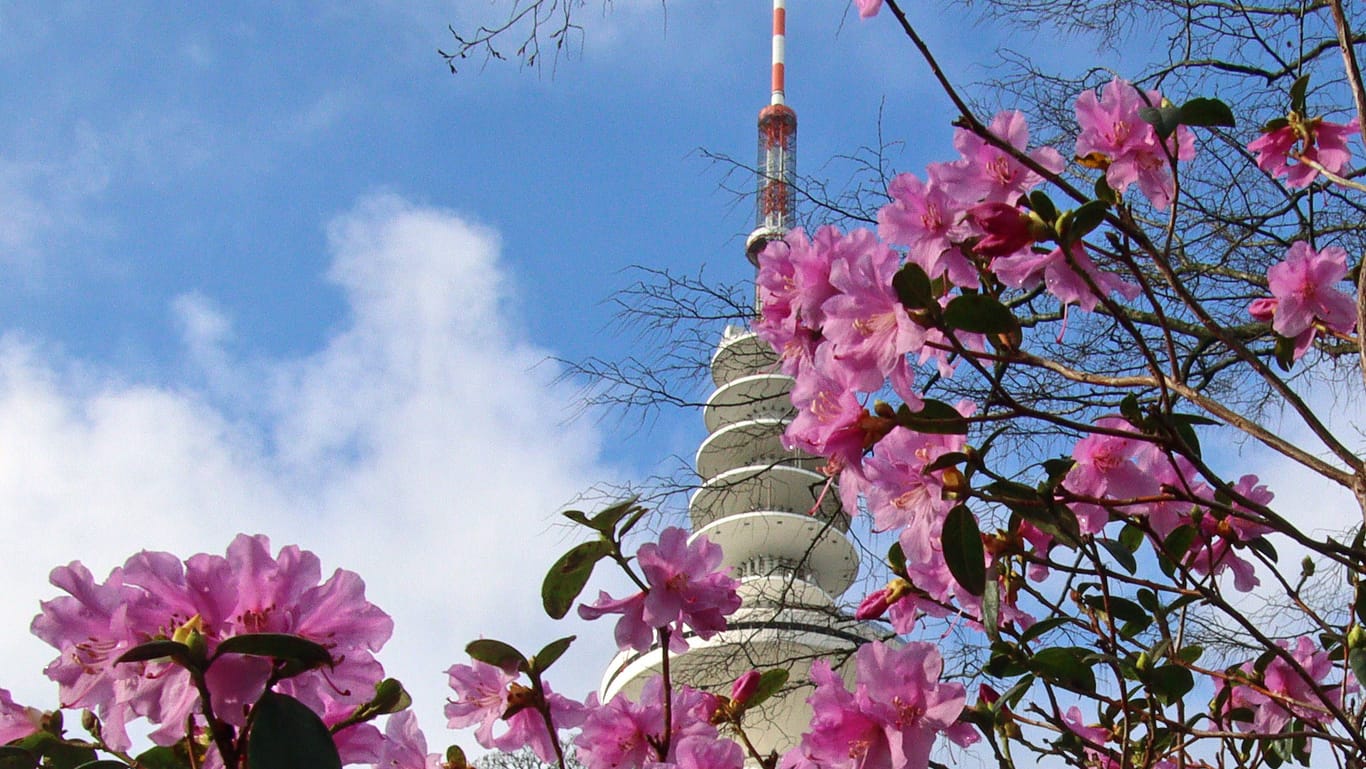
{"left": 215, "top": 634, "right": 332, "bottom": 671}
{"left": 1119, "top": 394, "right": 1142, "bottom": 427}
{"left": 1177, "top": 645, "right": 1204, "bottom": 664}
{"left": 587, "top": 497, "right": 641, "bottom": 535}
{"left": 368, "top": 678, "right": 412, "bottom": 716}
{"left": 981, "top": 576, "right": 1001, "bottom": 642}
{"left": 1139, "top": 104, "right": 1183, "bottom": 140}
{"left": 1349, "top": 648, "right": 1366, "bottom": 689}
{"left": 1290, "top": 74, "right": 1311, "bottom": 115}
{"left": 1163, "top": 524, "right": 1197, "bottom": 560}
{"left": 529, "top": 636, "right": 576, "bottom": 675}
{"left": 1084, "top": 595, "right": 1148, "bottom": 625}
{"left": 1247, "top": 536, "right": 1278, "bottom": 563}
{"left": 1019, "top": 616, "right": 1072, "bottom": 645}
{"left": 887, "top": 541, "right": 907, "bottom": 576}
{"left": 997, "top": 673, "right": 1035, "bottom": 710}
{"left": 1094, "top": 175, "right": 1118, "bottom": 205}
{"left": 13, "top": 733, "right": 95, "bottom": 769}
{"left": 1014, "top": 501, "right": 1082, "bottom": 549}
{"left": 247, "top": 692, "right": 342, "bottom": 769}
{"left": 924, "top": 451, "right": 969, "bottom": 474}
{"left": 1273, "top": 334, "right": 1297, "bottom": 372}
{"left": 895, "top": 399, "right": 968, "bottom": 435}
{"left": 115, "top": 640, "right": 192, "bottom": 666}
{"left": 0, "top": 747, "right": 37, "bottom": 769}
{"left": 1118, "top": 523, "right": 1145, "bottom": 553}
{"left": 985, "top": 643, "right": 1029, "bottom": 678}
{"left": 943, "top": 294, "right": 1019, "bottom": 335}
{"left": 1096, "top": 538, "right": 1137, "bottom": 574}
{"left": 942, "top": 505, "right": 986, "bottom": 596}
{"left": 131, "top": 745, "right": 193, "bottom": 769}
{"left": 561, "top": 509, "right": 592, "bottom": 527}
{"left": 1028, "top": 190, "right": 1058, "bottom": 223}
{"left": 465, "top": 639, "right": 528, "bottom": 674}
{"left": 71, "top": 762, "right": 129, "bottom": 769}
{"left": 1061, "top": 200, "right": 1109, "bottom": 244}
{"left": 892, "top": 263, "right": 934, "bottom": 310}
{"left": 746, "top": 669, "right": 790, "bottom": 711}
{"left": 1178, "top": 97, "right": 1235, "bottom": 128}
{"left": 1029, "top": 647, "right": 1097, "bottom": 693}
{"left": 1262, "top": 117, "right": 1291, "bottom": 133}
{"left": 542, "top": 539, "right": 613, "bottom": 619}
{"left": 1136, "top": 588, "right": 1159, "bottom": 613}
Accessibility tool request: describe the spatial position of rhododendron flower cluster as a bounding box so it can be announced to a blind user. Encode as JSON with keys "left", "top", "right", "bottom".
{"left": 1248, "top": 241, "right": 1357, "bottom": 360}
{"left": 445, "top": 659, "right": 585, "bottom": 763}
{"left": 1075, "top": 78, "right": 1195, "bottom": 210}
{"left": 31, "top": 534, "right": 393, "bottom": 757}
{"left": 1248, "top": 116, "right": 1358, "bottom": 188}
{"left": 576, "top": 677, "right": 733, "bottom": 769}
{"left": 1224, "top": 637, "right": 1355, "bottom": 738}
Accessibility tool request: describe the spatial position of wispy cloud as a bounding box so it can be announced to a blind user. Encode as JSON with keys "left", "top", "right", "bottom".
{"left": 0, "top": 192, "right": 620, "bottom": 743}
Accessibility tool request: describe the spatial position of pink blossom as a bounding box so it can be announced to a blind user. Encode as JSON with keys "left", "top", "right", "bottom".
{"left": 822, "top": 229, "right": 926, "bottom": 391}
{"left": 993, "top": 242, "right": 1140, "bottom": 313}
{"left": 784, "top": 367, "right": 878, "bottom": 467}
{"left": 373, "top": 711, "right": 443, "bottom": 769}
{"left": 1248, "top": 117, "right": 1357, "bottom": 188}
{"left": 756, "top": 228, "right": 839, "bottom": 378}
{"left": 1226, "top": 637, "right": 1349, "bottom": 735}
{"left": 576, "top": 679, "right": 719, "bottom": 769}
{"left": 936, "top": 111, "right": 1065, "bottom": 205}
{"left": 0, "top": 688, "right": 41, "bottom": 745}
{"left": 664, "top": 735, "right": 744, "bottom": 769}
{"left": 794, "top": 641, "right": 969, "bottom": 769}
{"left": 858, "top": 425, "right": 965, "bottom": 547}
{"left": 1264, "top": 241, "right": 1356, "bottom": 340}
{"left": 637, "top": 528, "right": 741, "bottom": 641}
{"left": 1075, "top": 78, "right": 1194, "bottom": 210}
{"left": 445, "top": 660, "right": 584, "bottom": 764}
{"left": 578, "top": 590, "right": 659, "bottom": 653}
{"left": 492, "top": 685, "right": 585, "bottom": 762}
{"left": 878, "top": 173, "right": 976, "bottom": 288}
{"left": 444, "top": 660, "right": 514, "bottom": 747}
{"left": 1063, "top": 418, "right": 1156, "bottom": 534}
{"left": 31, "top": 535, "right": 392, "bottom": 754}
{"left": 855, "top": 0, "right": 883, "bottom": 18}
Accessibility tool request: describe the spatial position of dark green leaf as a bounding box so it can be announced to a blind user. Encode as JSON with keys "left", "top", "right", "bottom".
{"left": 71, "top": 762, "right": 129, "bottom": 769}
{"left": 0, "top": 747, "right": 37, "bottom": 769}
{"left": 1139, "top": 104, "right": 1183, "bottom": 140}
{"left": 587, "top": 497, "right": 642, "bottom": 535}
{"left": 13, "top": 733, "right": 95, "bottom": 769}
{"left": 1247, "top": 536, "right": 1278, "bottom": 563}
{"left": 745, "top": 669, "right": 790, "bottom": 711}
{"left": 1094, "top": 175, "right": 1118, "bottom": 205}
{"left": 1041, "top": 458, "right": 1075, "bottom": 486}
{"left": 1119, "top": 394, "right": 1142, "bottom": 427}
{"left": 943, "top": 294, "right": 1019, "bottom": 335}
{"left": 985, "top": 644, "right": 1029, "bottom": 678}
{"left": 132, "top": 745, "right": 193, "bottom": 769}
{"left": 465, "top": 640, "right": 528, "bottom": 674}
{"left": 1096, "top": 538, "right": 1137, "bottom": 574}
{"left": 1084, "top": 595, "right": 1147, "bottom": 625}
{"left": 887, "top": 541, "right": 907, "bottom": 576}
{"left": 1028, "top": 190, "right": 1058, "bottom": 223}
{"left": 1274, "top": 334, "right": 1296, "bottom": 372}
{"left": 895, "top": 399, "right": 968, "bottom": 435}
{"left": 1029, "top": 647, "right": 1097, "bottom": 693}
{"left": 1144, "top": 665, "right": 1194, "bottom": 705}
{"left": 367, "top": 678, "right": 412, "bottom": 716}
{"left": 942, "top": 506, "right": 986, "bottom": 596}
{"left": 1178, "top": 97, "right": 1235, "bottom": 128}
{"left": 1177, "top": 645, "right": 1204, "bottom": 664}
{"left": 924, "top": 452, "right": 969, "bottom": 474}
{"left": 215, "top": 634, "right": 331, "bottom": 671}
{"left": 1262, "top": 117, "right": 1291, "bottom": 133}
{"left": 1118, "top": 523, "right": 1145, "bottom": 553}
{"left": 1136, "top": 588, "right": 1159, "bottom": 613}
{"left": 1170, "top": 418, "right": 1201, "bottom": 458}
{"left": 997, "top": 674, "right": 1035, "bottom": 710}
{"left": 542, "top": 539, "right": 613, "bottom": 620}
{"left": 1019, "top": 616, "right": 1071, "bottom": 645}
{"left": 1349, "top": 649, "right": 1366, "bottom": 689}
{"left": 529, "top": 636, "right": 576, "bottom": 675}
{"left": 247, "top": 692, "right": 342, "bottom": 769}
{"left": 981, "top": 576, "right": 1001, "bottom": 643}
{"left": 1163, "top": 524, "right": 1197, "bottom": 560}
{"left": 115, "top": 640, "right": 192, "bottom": 666}
{"left": 561, "top": 510, "right": 592, "bottom": 527}
{"left": 1062, "top": 200, "right": 1109, "bottom": 244}
{"left": 892, "top": 263, "right": 934, "bottom": 310}
{"left": 1290, "top": 74, "right": 1310, "bottom": 114}
{"left": 1010, "top": 500, "right": 1081, "bottom": 549}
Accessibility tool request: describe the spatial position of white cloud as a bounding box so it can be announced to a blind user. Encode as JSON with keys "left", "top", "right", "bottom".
{"left": 0, "top": 193, "right": 622, "bottom": 748}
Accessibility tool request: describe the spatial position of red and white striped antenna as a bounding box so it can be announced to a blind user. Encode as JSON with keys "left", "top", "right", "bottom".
{"left": 745, "top": 0, "right": 798, "bottom": 265}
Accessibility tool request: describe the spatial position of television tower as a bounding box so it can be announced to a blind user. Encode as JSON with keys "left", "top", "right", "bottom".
{"left": 597, "top": 2, "right": 876, "bottom": 758}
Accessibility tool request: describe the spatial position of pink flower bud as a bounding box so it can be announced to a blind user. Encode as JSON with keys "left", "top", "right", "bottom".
{"left": 855, "top": 587, "right": 893, "bottom": 620}
{"left": 977, "top": 683, "right": 1000, "bottom": 706}
{"left": 730, "top": 670, "right": 761, "bottom": 706}
{"left": 968, "top": 202, "right": 1036, "bottom": 257}
{"left": 1247, "top": 296, "right": 1277, "bottom": 323}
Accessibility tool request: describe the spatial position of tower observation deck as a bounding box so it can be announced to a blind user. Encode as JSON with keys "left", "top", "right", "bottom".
{"left": 596, "top": 2, "right": 879, "bottom": 758}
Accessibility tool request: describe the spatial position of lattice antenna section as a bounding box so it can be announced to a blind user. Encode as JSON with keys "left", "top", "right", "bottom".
{"left": 745, "top": 0, "right": 797, "bottom": 265}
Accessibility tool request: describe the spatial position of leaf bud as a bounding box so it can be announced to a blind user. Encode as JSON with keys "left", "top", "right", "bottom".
{"left": 1348, "top": 625, "right": 1366, "bottom": 649}
{"left": 1300, "top": 556, "right": 1316, "bottom": 578}
{"left": 81, "top": 709, "right": 100, "bottom": 735}
{"left": 445, "top": 745, "right": 470, "bottom": 769}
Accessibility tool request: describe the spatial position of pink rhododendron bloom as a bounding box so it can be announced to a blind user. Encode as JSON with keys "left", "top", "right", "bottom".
{"left": 857, "top": 425, "right": 965, "bottom": 546}
{"left": 666, "top": 735, "right": 745, "bottom": 769}
{"left": 1063, "top": 418, "right": 1156, "bottom": 534}
{"left": 936, "top": 111, "right": 1065, "bottom": 205}
{"left": 31, "top": 535, "right": 393, "bottom": 754}
{"left": 374, "top": 711, "right": 443, "bottom": 769}
{"left": 794, "top": 641, "right": 970, "bottom": 769}
{"left": 0, "top": 688, "right": 41, "bottom": 745}
{"left": 756, "top": 228, "right": 840, "bottom": 378}
{"left": 579, "top": 528, "right": 739, "bottom": 653}
{"left": 855, "top": 0, "right": 883, "bottom": 18}
{"left": 784, "top": 367, "right": 879, "bottom": 467}
{"left": 1248, "top": 117, "right": 1358, "bottom": 188}
{"left": 1226, "top": 637, "right": 1350, "bottom": 736}
{"left": 1264, "top": 241, "right": 1356, "bottom": 339}
{"left": 878, "top": 173, "right": 976, "bottom": 288}
{"left": 822, "top": 229, "right": 926, "bottom": 392}
{"left": 493, "top": 685, "right": 585, "bottom": 762}
{"left": 444, "top": 660, "right": 514, "bottom": 747}
{"left": 1075, "top": 78, "right": 1194, "bottom": 210}
{"left": 993, "top": 242, "right": 1139, "bottom": 313}
{"left": 576, "top": 679, "right": 719, "bottom": 769}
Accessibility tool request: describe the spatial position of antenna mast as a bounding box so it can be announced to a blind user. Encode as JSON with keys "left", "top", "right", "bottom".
{"left": 745, "top": 0, "right": 797, "bottom": 264}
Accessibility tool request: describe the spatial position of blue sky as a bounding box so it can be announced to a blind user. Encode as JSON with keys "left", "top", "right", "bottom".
{"left": 4, "top": 0, "right": 1359, "bottom": 757}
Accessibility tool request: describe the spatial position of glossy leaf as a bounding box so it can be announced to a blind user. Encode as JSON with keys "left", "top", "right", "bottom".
{"left": 1019, "top": 616, "right": 1071, "bottom": 645}
{"left": 1096, "top": 538, "right": 1137, "bottom": 574}
{"left": 466, "top": 639, "right": 528, "bottom": 674}
{"left": 942, "top": 505, "right": 986, "bottom": 596}
{"left": 1029, "top": 647, "right": 1097, "bottom": 693}
{"left": 1290, "top": 74, "right": 1310, "bottom": 114}
{"left": 215, "top": 634, "right": 332, "bottom": 670}
{"left": 1062, "top": 200, "right": 1109, "bottom": 244}
{"left": 1139, "top": 103, "right": 1183, "bottom": 139}
{"left": 0, "top": 747, "right": 37, "bottom": 769}
{"left": 131, "top": 746, "right": 192, "bottom": 769}
{"left": 247, "top": 692, "right": 342, "bottom": 769}
{"left": 1179, "top": 97, "right": 1235, "bottom": 128}
{"left": 1028, "top": 190, "right": 1058, "bottom": 222}
{"left": 895, "top": 400, "right": 968, "bottom": 435}
{"left": 892, "top": 263, "right": 934, "bottom": 310}
{"left": 115, "top": 640, "right": 192, "bottom": 666}
{"left": 1350, "top": 648, "right": 1366, "bottom": 688}
{"left": 587, "top": 497, "right": 641, "bottom": 535}
{"left": 943, "top": 294, "right": 1019, "bottom": 335}
{"left": 530, "top": 636, "right": 576, "bottom": 675}
{"left": 542, "top": 539, "right": 613, "bottom": 620}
